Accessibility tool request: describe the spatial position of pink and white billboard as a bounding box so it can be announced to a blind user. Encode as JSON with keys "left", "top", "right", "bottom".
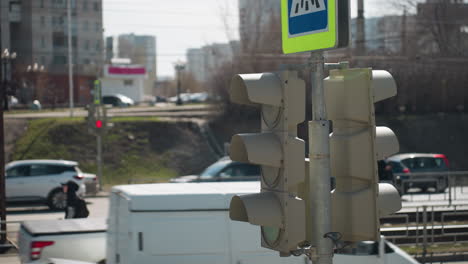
{"left": 105, "top": 65, "right": 147, "bottom": 78}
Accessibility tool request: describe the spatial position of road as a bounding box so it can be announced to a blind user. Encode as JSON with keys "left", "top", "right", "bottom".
{"left": 1, "top": 195, "right": 109, "bottom": 264}
{"left": 401, "top": 186, "right": 468, "bottom": 209}
{"left": 3, "top": 186, "right": 468, "bottom": 263}
{"left": 4, "top": 104, "right": 219, "bottom": 119}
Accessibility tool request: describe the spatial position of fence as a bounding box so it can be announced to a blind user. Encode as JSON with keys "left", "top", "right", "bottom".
{"left": 394, "top": 171, "right": 468, "bottom": 205}
{"left": 382, "top": 204, "right": 468, "bottom": 261}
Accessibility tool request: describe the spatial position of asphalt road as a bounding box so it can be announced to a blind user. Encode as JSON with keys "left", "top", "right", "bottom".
{"left": 4, "top": 104, "right": 218, "bottom": 119}
{"left": 3, "top": 186, "right": 468, "bottom": 263}
{"left": 1, "top": 195, "right": 110, "bottom": 264}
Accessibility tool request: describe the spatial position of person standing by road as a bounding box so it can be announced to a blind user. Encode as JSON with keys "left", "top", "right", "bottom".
{"left": 62, "top": 181, "right": 89, "bottom": 219}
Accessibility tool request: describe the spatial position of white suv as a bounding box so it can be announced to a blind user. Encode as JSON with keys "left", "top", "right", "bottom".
{"left": 5, "top": 160, "right": 88, "bottom": 210}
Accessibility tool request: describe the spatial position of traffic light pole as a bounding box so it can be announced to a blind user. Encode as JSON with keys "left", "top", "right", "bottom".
{"left": 0, "top": 87, "right": 6, "bottom": 246}
{"left": 308, "top": 51, "right": 333, "bottom": 264}
{"left": 96, "top": 132, "right": 102, "bottom": 192}
{"left": 96, "top": 105, "right": 103, "bottom": 192}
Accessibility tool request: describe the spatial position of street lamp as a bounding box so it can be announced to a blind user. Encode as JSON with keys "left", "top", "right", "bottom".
{"left": 1, "top": 49, "right": 17, "bottom": 110}
{"left": 0, "top": 48, "right": 17, "bottom": 247}
{"left": 174, "top": 62, "right": 185, "bottom": 106}
{"left": 26, "top": 63, "right": 46, "bottom": 104}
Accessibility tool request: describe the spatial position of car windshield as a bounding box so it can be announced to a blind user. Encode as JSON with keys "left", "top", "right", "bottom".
{"left": 200, "top": 161, "right": 228, "bottom": 178}
{"left": 401, "top": 157, "right": 447, "bottom": 171}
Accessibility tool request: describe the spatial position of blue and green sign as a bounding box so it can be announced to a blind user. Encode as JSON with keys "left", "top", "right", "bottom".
{"left": 281, "top": 0, "right": 349, "bottom": 54}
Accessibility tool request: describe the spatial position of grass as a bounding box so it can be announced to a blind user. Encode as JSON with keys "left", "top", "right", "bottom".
{"left": 11, "top": 117, "right": 178, "bottom": 188}
{"left": 110, "top": 116, "right": 160, "bottom": 123}
{"left": 400, "top": 243, "right": 468, "bottom": 255}
{"left": 12, "top": 118, "right": 84, "bottom": 161}
{"left": 6, "top": 107, "right": 86, "bottom": 115}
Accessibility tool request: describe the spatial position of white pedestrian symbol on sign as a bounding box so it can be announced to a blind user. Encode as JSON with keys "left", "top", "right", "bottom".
{"left": 290, "top": 0, "right": 326, "bottom": 18}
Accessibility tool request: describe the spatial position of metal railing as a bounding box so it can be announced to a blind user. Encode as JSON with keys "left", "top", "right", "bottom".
{"left": 382, "top": 204, "right": 468, "bottom": 259}
{"left": 394, "top": 171, "right": 468, "bottom": 205}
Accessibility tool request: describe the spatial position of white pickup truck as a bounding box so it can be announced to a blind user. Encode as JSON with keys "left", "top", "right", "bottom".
{"left": 18, "top": 218, "right": 106, "bottom": 264}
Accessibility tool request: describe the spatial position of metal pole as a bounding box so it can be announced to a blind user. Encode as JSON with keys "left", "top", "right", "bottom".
{"left": 0, "top": 55, "right": 6, "bottom": 245}
{"left": 96, "top": 102, "right": 103, "bottom": 192}
{"left": 308, "top": 51, "right": 333, "bottom": 264}
{"left": 97, "top": 133, "right": 102, "bottom": 192}
{"left": 67, "top": 0, "right": 74, "bottom": 117}
{"left": 176, "top": 70, "right": 181, "bottom": 105}
{"left": 356, "top": 0, "right": 365, "bottom": 55}
{"left": 422, "top": 206, "right": 428, "bottom": 262}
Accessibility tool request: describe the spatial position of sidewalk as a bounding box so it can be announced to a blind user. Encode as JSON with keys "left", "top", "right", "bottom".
{"left": 0, "top": 250, "right": 20, "bottom": 264}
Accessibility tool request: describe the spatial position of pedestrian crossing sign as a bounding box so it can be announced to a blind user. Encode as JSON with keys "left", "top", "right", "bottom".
{"left": 281, "top": 0, "right": 349, "bottom": 54}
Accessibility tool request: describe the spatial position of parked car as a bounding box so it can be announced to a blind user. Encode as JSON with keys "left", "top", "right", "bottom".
{"left": 168, "top": 92, "right": 211, "bottom": 104}
{"left": 170, "top": 157, "right": 261, "bottom": 183}
{"left": 386, "top": 153, "right": 450, "bottom": 194}
{"left": 102, "top": 94, "right": 134, "bottom": 107}
{"left": 5, "top": 160, "right": 96, "bottom": 210}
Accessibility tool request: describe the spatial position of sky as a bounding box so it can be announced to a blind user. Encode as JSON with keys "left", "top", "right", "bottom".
{"left": 103, "top": 0, "right": 400, "bottom": 79}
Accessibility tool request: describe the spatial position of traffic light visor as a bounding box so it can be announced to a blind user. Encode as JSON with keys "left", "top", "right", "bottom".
{"left": 230, "top": 133, "right": 282, "bottom": 167}
{"left": 229, "top": 193, "right": 283, "bottom": 228}
{"left": 230, "top": 73, "right": 282, "bottom": 107}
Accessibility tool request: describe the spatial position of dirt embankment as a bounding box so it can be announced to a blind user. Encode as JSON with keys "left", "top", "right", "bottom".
{"left": 4, "top": 119, "right": 29, "bottom": 163}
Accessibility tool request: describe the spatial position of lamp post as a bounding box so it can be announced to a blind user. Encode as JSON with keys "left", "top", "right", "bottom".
{"left": 2, "top": 49, "right": 16, "bottom": 109}
{"left": 0, "top": 48, "right": 16, "bottom": 246}
{"left": 26, "top": 63, "right": 45, "bottom": 104}
{"left": 174, "top": 62, "right": 185, "bottom": 106}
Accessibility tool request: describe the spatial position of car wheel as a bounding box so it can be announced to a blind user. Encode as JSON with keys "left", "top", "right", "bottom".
{"left": 47, "top": 188, "right": 67, "bottom": 210}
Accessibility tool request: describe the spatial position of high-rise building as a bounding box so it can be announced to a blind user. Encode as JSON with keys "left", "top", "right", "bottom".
{"left": 4, "top": 0, "right": 103, "bottom": 74}
{"left": 118, "top": 34, "right": 157, "bottom": 80}
{"left": 0, "top": 0, "right": 104, "bottom": 105}
{"left": 186, "top": 41, "right": 239, "bottom": 84}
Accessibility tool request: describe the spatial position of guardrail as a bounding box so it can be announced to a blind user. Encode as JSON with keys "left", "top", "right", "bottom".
{"left": 382, "top": 204, "right": 468, "bottom": 262}
{"left": 394, "top": 171, "right": 468, "bottom": 205}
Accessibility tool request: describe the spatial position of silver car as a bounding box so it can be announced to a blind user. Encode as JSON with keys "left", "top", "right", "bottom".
{"left": 5, "top": 160, "right": 96, "bottom": 210}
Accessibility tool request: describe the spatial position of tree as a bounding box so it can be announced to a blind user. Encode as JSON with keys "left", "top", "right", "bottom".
{"left": 389, "top": 0, "right": 468, "bottom": 57}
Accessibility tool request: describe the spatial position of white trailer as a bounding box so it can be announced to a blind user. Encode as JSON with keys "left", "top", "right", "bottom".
{"left": 107, "top": 182, "right": 419, "bottom": 264}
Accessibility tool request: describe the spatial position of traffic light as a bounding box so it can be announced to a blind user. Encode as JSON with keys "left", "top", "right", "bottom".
{"left": 86, "top": 103, "right": 109, "bottom": 135}
{"left": 324, "top": 68, "right": 402, "bottom": 243}
{"left": 95, "top": 120, "right": 103, "bottom": 129}
{"left": 228, "top": 71, "right": 307, "bottom": 255}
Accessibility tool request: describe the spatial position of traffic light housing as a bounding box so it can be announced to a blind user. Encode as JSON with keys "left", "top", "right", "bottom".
{"left": 95, "top": 120, "right": 103, "bottom": 129}
{"left": 228, "top": 71, "right": 307, "bottom": 255}
{"left": 86, "top": 103, "right": 109, "bottom": 135}
{"left": 324, "top": 68, "right": 402, "bottom": 242}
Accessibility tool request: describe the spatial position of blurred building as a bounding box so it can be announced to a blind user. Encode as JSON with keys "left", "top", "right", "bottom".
{"left": 101, "top": 63, "right": 148, "bottom": 103}
{"left": 186, "top": 41, "right": 240, "bottom": 84}
{"left": 238, "top": 0, "right": 281, "bottom": 54}
{"left": 105, "top": 34, "right": 157, "bottom": 97}
{"left": 0, "top": 0, "right": 104, "bottom": 105}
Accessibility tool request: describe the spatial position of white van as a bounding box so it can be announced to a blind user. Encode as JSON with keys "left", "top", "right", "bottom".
{"left": 107, "top": 182, "right": 418, "bottom": 264}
